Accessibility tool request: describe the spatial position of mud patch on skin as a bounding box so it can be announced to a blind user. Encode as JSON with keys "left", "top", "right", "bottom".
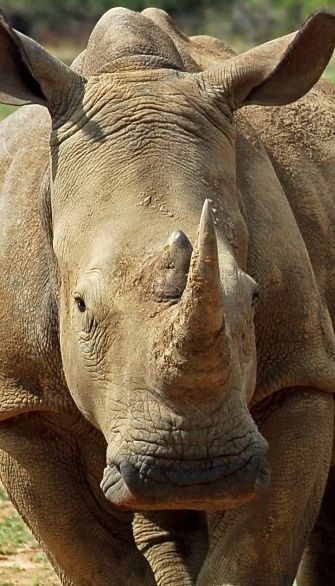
{"left": 0, "top": 484, "right": 60, "bottom": 585}
{"left": 136, "top": 189, "right": 177, "bottom": 218}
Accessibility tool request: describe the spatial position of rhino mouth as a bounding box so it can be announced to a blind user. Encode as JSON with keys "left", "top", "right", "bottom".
{"left": 101, "top": 448, "right": 270, "bottom": 511}
{"left": 101, "top": 385, "right": 270, "bottom": 510}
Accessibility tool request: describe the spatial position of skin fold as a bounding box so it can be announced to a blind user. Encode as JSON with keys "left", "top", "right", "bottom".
{"left": 0, "top": 6, "right": 334, "bottom": 586}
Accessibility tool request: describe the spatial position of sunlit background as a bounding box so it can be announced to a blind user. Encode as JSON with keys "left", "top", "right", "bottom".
{"left": 2, "top": 0, "right": 335, "bottom": 44}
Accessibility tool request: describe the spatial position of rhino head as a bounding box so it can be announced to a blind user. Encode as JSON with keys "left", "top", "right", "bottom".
{"left": 1, "top": 7, "right": 334, "bottom": 510}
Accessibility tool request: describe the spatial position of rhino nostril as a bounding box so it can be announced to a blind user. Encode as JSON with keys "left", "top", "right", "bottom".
{"left": 119, "top": 460, "right": 138, "bottom": 488}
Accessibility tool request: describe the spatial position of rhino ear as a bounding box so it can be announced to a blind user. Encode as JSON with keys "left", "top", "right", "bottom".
{"left": 0, "top": 11, "right": 83, "bottom": 112}
{"left": 201, "top": 11, "right": 335, "bottom": 108}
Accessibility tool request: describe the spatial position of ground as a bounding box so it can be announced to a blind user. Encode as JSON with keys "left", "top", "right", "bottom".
{"left": 0, "top": 485, "right": 60, "bottom": 586}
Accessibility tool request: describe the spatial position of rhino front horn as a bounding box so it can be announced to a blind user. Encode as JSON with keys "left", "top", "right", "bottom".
{"left": 151, "top": 200, "right": 228, "bottom": 395}
{"left": 181, "top": 199, "right": 224, "bottom": 336}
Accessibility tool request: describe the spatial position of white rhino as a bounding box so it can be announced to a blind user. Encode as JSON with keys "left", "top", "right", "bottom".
{"left": 0, "top": 6, "right": 334, "bottom": 586}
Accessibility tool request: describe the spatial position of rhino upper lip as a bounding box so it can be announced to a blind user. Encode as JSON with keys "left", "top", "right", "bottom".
{"left": 119, "top": 448, "right": 255, "bottom": 477}
{"left": 105, "top": 451, "right": 255, "bottom": 484}
{"left": 101, "top": 448, "right": 270, "bottom": 510}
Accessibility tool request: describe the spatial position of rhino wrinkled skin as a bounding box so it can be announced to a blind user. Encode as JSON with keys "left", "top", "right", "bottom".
{"left": 0, "top": 6, "right": 335, "bottom": 586}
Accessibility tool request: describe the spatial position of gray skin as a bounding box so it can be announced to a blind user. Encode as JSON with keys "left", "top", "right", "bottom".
{"left": 0, "top": 6, "right": 335, "bottom": 586}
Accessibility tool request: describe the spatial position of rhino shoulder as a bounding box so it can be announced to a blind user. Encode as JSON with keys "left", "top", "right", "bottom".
{"left": 246, "top": 81, "right": 335, "bottom": 318}
{"left": 0, "top": 105, "right": 69, "bottom": 419}
{"left": 234, "top": 105, "right": 335, "bottom": 403}
{"left": 0, "top": 104, "right": 50, "bottom": 154}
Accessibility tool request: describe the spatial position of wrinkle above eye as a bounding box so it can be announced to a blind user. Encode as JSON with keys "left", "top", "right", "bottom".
{"left": 79, "top": 309, "right": 96, "bottom": 335}
{"left": 75, "top": 267, "right": 105, "bottom": 307}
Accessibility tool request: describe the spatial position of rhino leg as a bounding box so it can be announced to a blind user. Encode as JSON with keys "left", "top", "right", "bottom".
{"left": 132, "top": 510, "right": 209, "bottom": 586}
{"left": 196, "top": 388, "right": 334, "bottom": 586}
{"left": 0, "top": 410, "right": 155, "bottom": 586}
{"left": 296, "top": 465, "right": 335, "bottom": 585}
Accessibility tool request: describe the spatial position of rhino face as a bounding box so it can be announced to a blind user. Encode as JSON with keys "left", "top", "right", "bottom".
{"left": 1, "top": 6, "right": 333, "bottom": 510}
{"left": 50, "top": 68, "right": 269, "bottom": 510}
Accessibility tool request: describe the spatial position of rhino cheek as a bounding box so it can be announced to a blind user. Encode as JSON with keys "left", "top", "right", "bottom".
{"left": 241, "top": 344, "right": 257, "bottom": 404}
{"left": 58, "top": 316, "right": 105, "bottom": 427}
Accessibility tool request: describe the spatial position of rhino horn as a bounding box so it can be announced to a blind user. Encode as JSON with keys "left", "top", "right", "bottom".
{"left": 150, "top": 200, "right": 231, "bottom": 396}
{"left": 152, "top": 229, "right": 192, "bottom": 301}
{"left": 180, "top": 199, "right": 224, "bottom": 337}
{"left": 151, "top": 201, "right": 229, "bottom": 397}
{"left": 168, "top": 229, "right": 193, "bottom": 262}
{"left": 165, "top": 229, "right": 193, "bottom": 298}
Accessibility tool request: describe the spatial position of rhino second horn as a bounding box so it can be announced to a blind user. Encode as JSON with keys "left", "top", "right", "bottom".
{"left": 159, "top": 229, "right": 192, "bottom": 299}
{"left": 168, "top": 230, "right": 193, "bottom": 270}
{"left": 181, "top": 199, "right": 224, "bottom": 335}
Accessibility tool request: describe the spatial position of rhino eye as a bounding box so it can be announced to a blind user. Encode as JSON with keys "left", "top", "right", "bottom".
{"left": 74, "top": 295, "right": 86, "bottom": 313}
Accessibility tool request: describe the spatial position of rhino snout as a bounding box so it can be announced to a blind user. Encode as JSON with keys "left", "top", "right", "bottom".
{"left": 101, "top": 440, "right": 270, "bottom": 511}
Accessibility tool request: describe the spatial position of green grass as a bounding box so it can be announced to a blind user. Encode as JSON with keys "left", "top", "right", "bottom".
{"left": 0, "top": 104, "right": 17, "bottom": 121}
{"left": 0, "top": 484, "right": 58, "bottom": 584}
{"left": 0, "top": 485, "right": 9, "bottom": 501}
{"left": 324, "top": 59, "right": 335, "bottom": 83}
{"left": 0, "top": 510, "right": 35, "bottom": 555}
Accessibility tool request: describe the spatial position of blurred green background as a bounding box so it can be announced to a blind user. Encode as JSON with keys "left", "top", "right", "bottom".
{"left": 1, "top": 0, "right": 335, "bottom": 45}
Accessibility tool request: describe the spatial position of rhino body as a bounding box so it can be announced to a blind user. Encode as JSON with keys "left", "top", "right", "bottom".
{"left": 0, "top": 7, "right": 335, "bottom": 586}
